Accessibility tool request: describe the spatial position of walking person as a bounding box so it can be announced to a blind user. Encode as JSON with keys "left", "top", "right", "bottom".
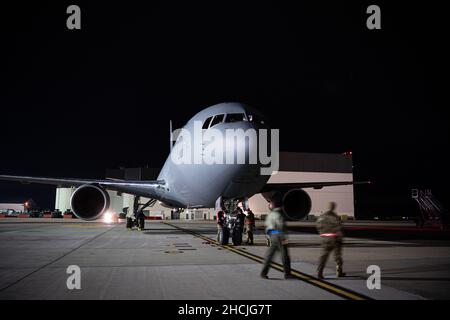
{"left": 261, "top": 193, "right": 293, "bottom": 279}
{"left": 316, "top": 202, "right": 345, "bottom": 279}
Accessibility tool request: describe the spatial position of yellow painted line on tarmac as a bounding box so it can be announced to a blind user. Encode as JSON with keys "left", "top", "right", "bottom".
{"left": 163, "top": 222, "right": 371, "bottom": 300}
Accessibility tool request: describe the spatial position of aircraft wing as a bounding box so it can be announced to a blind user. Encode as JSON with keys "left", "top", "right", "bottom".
{"left": 260, "top": 180, "right": 370, "bottom": 193}
{"left": 0, "top": 175, "right": 165, "bottom": 198}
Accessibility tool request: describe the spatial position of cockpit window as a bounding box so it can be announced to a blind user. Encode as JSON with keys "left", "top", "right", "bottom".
{"left": 202, "top": 116, "right": 213, "bottom": 129}
{"left": 225, "top": 113, "right": 246, "bottom": 123}
{"left": 247, "top": 114, "right": 265, "bottom": 125}
{"left": 210, "top": 114, "right": 225, "bottom": 127}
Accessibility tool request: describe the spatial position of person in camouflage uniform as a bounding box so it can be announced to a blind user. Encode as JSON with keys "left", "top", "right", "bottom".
{"left": 216, "top": 205, "right": 227, "bottom": 242}
{"left": 244, "top": 208, "right": 256, "bottom": 245}
{"left": 261, "top": 193, "right": 293, "bottom": 279}
{"left": 316, "top": 202, "right": 345, "bottom": 279}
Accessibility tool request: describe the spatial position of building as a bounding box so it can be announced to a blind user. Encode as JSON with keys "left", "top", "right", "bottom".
{"left": 0, "top": 198, "right": 37, "bottom": 213}
{"left": 54, "top": 152, "right": 354, "bottom": 220}
{"left": 250, "top": 152, "right": 354, "bottom": 218}
{"left": 0, "top": 203, "right": 25, "bottom": 213}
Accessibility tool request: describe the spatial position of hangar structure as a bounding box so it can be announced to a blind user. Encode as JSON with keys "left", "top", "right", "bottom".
{"left": 54, "top": 152, "right": 355, "bottom": 220}
{"left": 0, "top": 198, "right": 38, "bottom": 213}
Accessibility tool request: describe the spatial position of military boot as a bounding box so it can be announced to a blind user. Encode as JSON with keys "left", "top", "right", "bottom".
{"left": 336, "top": 265, "right": 346, "bottom": 277}
{"left": 317, "top": 267, "right": 324, "bottom": 279}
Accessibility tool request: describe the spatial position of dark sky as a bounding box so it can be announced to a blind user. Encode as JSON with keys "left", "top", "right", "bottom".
{"left": 0, "top": 1, "right": 447, "bottom": 217}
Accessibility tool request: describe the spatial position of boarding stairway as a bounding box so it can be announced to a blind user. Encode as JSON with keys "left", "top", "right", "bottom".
{"left": 412, "top": 189, "right": 448, "bottom": 229}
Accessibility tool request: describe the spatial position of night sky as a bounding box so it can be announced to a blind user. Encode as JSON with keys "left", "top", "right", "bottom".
{"left": 0, "top": 1, "right": 447, "bottom": 217}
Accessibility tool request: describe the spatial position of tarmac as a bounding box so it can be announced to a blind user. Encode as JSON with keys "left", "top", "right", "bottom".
{"left": 0, "top": 219, "right": 449, "bottom": 300}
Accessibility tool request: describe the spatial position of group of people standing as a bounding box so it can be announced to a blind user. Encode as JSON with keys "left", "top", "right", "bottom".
{"left": 126, "top": 209, "right": 145, "bottom": 231}
{"left": 216, "top": 203, "right": 256, "bottom": 245}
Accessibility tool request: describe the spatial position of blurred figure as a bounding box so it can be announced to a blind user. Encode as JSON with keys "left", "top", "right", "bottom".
{"left": 136, "top": 210, "right": 145, "bottom": 231}
{"left": 244, "top": 208, "right": 255, "bottom": 245}
{"left": 414, "top": 209, "right": 425, "bottom": 228}
{"left": 261, "top": 193, "right": 293, "bottom": 279}
{"left": 316, "top": 202, "right": 345, "bottom": 279}
{"left": 126, "top": 209, "right": 134, "bottom": 230}
{"left": 216, "top": 205, "right": 227, "bottom": 242}
{"left": 233, "top": 203, "right": 246, "bottom": 227}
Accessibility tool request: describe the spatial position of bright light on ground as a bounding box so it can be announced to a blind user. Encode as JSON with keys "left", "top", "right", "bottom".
{"left": 103, "top": 211, "right": 115, "bottom": 224}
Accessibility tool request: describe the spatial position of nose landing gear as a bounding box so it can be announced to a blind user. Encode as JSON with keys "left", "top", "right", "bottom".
{"left": 217, "top": 198, "right": 247, "bottom": 246}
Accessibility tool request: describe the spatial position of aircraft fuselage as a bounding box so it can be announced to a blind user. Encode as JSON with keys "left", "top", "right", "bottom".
{"left": 155, "top": 102, "right": 271, "bottom": 208}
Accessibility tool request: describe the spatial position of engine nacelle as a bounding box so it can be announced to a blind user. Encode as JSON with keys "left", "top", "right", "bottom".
{"left": 282, "top": 189, "right": 312, "bottom": 220}
{"left": 70, "top": 184, "right": 110, "bottom": 220}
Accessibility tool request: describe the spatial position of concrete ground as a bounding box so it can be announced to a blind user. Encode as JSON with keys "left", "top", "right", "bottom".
{"left": 0, "top": 220, "right": 449, "bottom": 300}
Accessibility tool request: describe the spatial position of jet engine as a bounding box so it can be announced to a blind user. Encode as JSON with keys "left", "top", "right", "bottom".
{"left": 70, "top": 184, "right": 110, "bottom": 220}
{"left": 282, "top": 189, "right": 312, "bottom": 220}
